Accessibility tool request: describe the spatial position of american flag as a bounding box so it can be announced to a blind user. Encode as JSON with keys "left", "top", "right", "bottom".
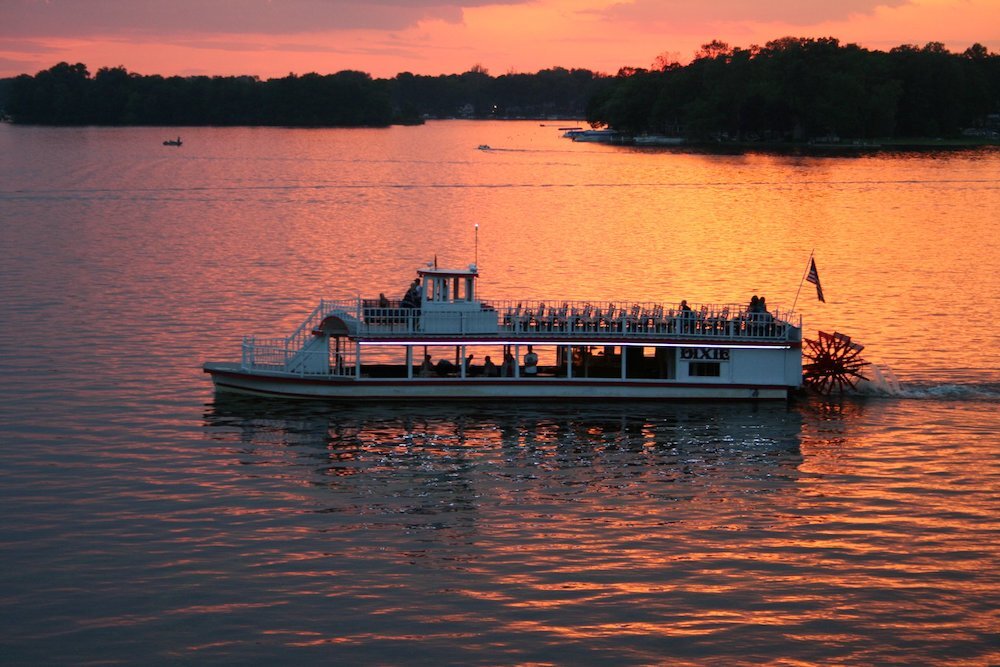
{"left": 806, "top": 258, "right": 825, "bottom": 302}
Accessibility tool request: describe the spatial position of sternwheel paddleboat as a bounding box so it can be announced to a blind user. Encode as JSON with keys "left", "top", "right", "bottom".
{"left": 204, "top": 261, "right": 807, "bottom": 401}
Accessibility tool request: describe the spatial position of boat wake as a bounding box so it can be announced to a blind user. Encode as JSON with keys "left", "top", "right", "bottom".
{"left": 856, "top": 364, "right": 1000, "bottom": 401}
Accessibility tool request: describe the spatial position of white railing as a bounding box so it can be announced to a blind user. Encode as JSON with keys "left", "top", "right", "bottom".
{"left": 483, "top": 299, "right": 797, "bottom": 340}
{"left": 340, "top": 298, "right": 798, "bottom": 341}
{"left": 242, "top": 336, "right": 287, "bottom": 370}
{"left": 242, "top": 336, "right": 357, "bottom": 376}
{"left": 355, "top": 301, "right": 420, "bottom": 334}
{"left": 285, "top": 299, "right": 360, "bottom": 352}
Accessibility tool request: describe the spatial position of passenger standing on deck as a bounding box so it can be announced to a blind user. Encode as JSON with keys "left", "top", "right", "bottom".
{"left": 759, "top": 296, "right": 773, "bottom": 334}
{"left": 402, "top": 278, "right": 421, "bottom": 308}
{"left": 402, "top": 281, "right": 415, "bottom": 308}
{"left": 680, "top": 300, "right": 694, "bottom": 333}
{"left": 523, "top": 345, "right": 538, "bottom": 377}
{"left": 483, "top": 355, "right": 498, "bottom": 377}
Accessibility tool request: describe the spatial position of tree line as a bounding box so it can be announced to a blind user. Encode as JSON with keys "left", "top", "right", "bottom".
{"left": 0, "top": 63, "right": 607, "bottom": 126}
{"left": 586, "top": 37, "right": 1000, "bottom": 141}
{"left": 2, "top": 37, "right": 998, "bottom": 141}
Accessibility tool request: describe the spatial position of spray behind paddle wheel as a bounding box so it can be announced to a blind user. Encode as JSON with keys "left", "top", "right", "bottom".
{"left": 802, "top": 331, "right": 870, "bottom": 394}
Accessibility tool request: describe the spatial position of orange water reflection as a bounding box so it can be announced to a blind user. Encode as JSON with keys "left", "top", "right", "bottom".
{"left": 2, "top": 123, "right": 997, "bottom": 665}
{"left": 67, "top": 122, "right": 990, "bottom": 390}
{"left": 197, "top": 392, "right": 999, "bottom": 664}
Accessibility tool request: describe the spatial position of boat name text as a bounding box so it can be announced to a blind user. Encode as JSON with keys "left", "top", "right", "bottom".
{"left": 681, "top": 347, "right": 730, "bottom": 361}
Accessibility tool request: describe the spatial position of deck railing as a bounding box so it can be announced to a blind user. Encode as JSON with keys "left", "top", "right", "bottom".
{"left": 337, "top": 298, "right": 800, "bottom": 341}
{"left": 242, "top": 336, "right": 357, "bottom": 376}
{"left": 483, "top": 299, "right": 797, "bottom": 340}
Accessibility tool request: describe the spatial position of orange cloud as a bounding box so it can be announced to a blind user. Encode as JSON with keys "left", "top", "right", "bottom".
{"left": 0, "top": 0, "right": 996, "bottom": 79}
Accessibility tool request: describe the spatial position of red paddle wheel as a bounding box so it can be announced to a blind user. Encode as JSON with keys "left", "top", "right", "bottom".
{"left": 802, "top": 331, "right": 870, "bottom": 394}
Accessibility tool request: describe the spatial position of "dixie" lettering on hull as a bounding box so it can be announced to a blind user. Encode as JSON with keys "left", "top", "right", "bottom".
{"left": 681, "top": 347, "right": 730, "bottom": 361}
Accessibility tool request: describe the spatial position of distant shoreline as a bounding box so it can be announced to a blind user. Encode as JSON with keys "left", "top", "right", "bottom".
{"left": 4, "top": 117, "right": 1000, "bottom": 154}
{"left": 649, "top": 137, "right": 1000, "bottom": 154}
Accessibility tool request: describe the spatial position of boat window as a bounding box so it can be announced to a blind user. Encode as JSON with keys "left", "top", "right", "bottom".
{"left": 688, "top": 362, "right": 721, "bottom": 377}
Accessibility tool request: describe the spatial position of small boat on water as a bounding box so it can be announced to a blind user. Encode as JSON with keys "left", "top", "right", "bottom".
{"left": 204, "top": 261, "right": 804, "bottom": 401}
{"left": 163, "top": 137, "right": 182, "bottom": 146}
{"left": 568, "top": 129, "right": 624, "bottom": 143}
{"left": 633, "top": 135, "right": 685, "bottom": 146}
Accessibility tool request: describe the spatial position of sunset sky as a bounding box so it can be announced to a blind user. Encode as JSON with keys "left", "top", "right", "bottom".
{"left": 2, "top": 0, "right": 998, "bottom": 80}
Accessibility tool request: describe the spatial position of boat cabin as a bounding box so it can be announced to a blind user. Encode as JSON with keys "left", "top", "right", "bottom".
{"left": 418, "top": 265, "right": 480, "bottom": 310}
{"left": 414, "top": 264, "right": 498, "bottom": 334}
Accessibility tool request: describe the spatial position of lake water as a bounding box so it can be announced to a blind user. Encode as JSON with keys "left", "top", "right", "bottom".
{"left": 0, "top": 121, "right": 998, "bottom": 665}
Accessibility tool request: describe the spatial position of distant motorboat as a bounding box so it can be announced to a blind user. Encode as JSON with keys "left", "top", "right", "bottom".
{"left": 571, "top": 129, "right": 622, "bottom": 143}
{"left": 477, "top": 144, "right": 491, "bottom": 150}
{"left": 163, "top": 137, "right": 182, "bottom": 146}
{"left": 633, "top": 135, "right": 685, "bottom": 146}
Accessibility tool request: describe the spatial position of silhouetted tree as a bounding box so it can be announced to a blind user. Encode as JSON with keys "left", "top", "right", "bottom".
{"left": 5, "top": 44, "right": 998, "bottom": 138}
{"left": 587, "top": 38, "right": 1000, "bottom": 141}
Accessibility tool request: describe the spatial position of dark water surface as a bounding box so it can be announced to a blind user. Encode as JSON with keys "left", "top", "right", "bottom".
{"left": 1, "top": 123, "right": 998, "bottom": 665}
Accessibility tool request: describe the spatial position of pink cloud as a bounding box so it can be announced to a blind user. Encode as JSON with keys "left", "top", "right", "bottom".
{"left": 595, "top": 0, "right": 912, "bottom": 26}
{"left": 1, "top": 0, "right": 528, "bottom": 37}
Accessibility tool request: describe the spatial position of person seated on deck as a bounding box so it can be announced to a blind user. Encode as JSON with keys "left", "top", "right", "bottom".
{"left": 435, "top": 358, "right": 458, "bottom": 376}
{"left": 379, "top": 292, "right": 390, "bottom": 308}
{"left": 749, "top": 295, "right": 761, "bottom": 314}
{"left": 523, "top": 345, "right": 539, "bottom": 377}
{"left": 680, "top": 300, "right": 692, "bottom": 312}
{"left": 419, "top": 354, "right": 434, "bottom": 377}
{"left": 483, "top": 355, "right": 498, "bottom": 377}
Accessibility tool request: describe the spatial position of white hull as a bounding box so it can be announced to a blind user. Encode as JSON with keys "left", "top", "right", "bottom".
{"left": 205, "top": 363, "right": 791, "bottom": 401}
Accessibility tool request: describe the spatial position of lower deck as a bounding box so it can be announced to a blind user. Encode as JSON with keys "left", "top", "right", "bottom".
{"left": 247, "top": 338, "right": 802, "bottom": 385}
{"left": 204, "top": 362, "right": 793, "bottom": 401}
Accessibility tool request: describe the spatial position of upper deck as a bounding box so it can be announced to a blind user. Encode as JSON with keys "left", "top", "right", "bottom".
{"left": 307, "top": 296, "right": 800, "bottom": 344}
{"left": 269, "top": 265, "right": 801, "bottom": 355}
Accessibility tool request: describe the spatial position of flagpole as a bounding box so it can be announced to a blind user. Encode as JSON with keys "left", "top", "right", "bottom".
{"left": 790, "top": 249, "right": 814, "bottom": 315}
